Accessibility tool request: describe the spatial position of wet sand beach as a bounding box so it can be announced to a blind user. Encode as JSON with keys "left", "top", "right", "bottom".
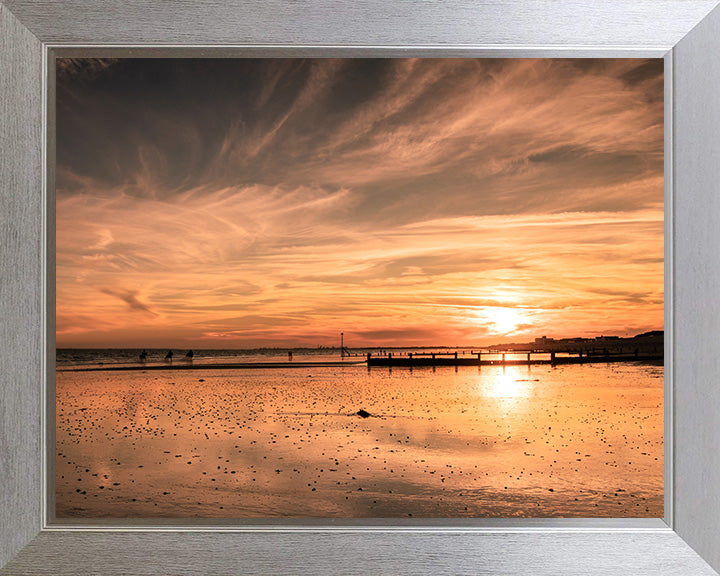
{"left": 56, "top": 361, "right": 663, "bottom": 518}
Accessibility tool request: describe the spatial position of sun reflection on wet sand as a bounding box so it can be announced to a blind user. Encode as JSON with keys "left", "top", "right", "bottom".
{"left": 56, "top": 362, "right": 663, "bottom": 518}
{"left": 483, "top": 365, "right": 533, "bottom": 398}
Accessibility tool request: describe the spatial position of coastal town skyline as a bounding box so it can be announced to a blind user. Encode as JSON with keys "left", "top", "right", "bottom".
{"left": 56, "top": 58, "right": 664, "bottom": 349}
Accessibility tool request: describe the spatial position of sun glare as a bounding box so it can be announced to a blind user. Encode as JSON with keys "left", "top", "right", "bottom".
{"left": 486, "top": 306, "right": 524, "bottom": 335}
{"left": 490, "top": 366, "right": 525, "bottom": 398}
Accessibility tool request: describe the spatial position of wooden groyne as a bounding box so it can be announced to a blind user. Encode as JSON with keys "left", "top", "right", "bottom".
{"left": 366, "top": 351, "right": 663, "bottom": 368}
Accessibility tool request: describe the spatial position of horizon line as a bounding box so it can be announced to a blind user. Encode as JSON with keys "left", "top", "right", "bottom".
{"left": 56, "top": 330, "right": 664, "bottom": 351}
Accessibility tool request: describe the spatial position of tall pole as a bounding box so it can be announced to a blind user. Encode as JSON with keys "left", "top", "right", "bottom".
{"left": 341, "top": 332, "right": 344, "bottom": 359}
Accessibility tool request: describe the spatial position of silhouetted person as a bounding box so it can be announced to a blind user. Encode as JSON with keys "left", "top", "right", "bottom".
{"left": 165, "top": 350, "right": 173, "bottom": 361}
{"left": 185, "top": 350, "right": 194, "bottom": 359}
{"left": 288, "top": 351, "right": 293, "bottom": 361}
{"left": 139, "top": 350, "right": 147, "bottom": 362}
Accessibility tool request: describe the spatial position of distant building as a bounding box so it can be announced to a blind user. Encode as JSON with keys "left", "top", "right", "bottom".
{"left": 635, "top": 330, "right": 664, "bottom": 339}
{"left": 489, "top": 331, "right": 663, "bottom": 355}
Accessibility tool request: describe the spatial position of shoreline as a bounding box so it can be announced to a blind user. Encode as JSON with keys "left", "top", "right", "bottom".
{"left": 57, "top": 360, "right": 366, "bottom": 372}
{"left": 57, "top": 354, "right": 663, "bottom": 372}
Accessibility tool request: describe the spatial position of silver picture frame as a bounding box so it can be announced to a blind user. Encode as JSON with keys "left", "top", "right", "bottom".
{"left": 2, "top": 1, "right": 720, "bottom": 574}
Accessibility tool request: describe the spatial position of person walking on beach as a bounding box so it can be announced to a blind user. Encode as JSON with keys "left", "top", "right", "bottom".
{"left": 165, "top": 350, "right": 173, "bottom": 361}
{"left": 139, "top": 350, "right": 147, "bottom": 362}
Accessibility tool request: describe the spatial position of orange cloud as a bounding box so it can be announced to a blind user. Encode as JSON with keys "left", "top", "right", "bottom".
{"left": 56, "top": 58, "right": 663, "bottom": 348}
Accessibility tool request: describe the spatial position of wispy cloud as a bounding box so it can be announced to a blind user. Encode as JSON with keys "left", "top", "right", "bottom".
{"left": 100, "top": 288, "right": 157, "bottom": 316}
{"left": 56, "top": 58, "right": 663, "bottom": 347}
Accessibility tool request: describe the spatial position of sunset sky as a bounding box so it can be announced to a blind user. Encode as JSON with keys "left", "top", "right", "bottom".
{"left": 56, "top": 58, "right": 664, "bottom": 349}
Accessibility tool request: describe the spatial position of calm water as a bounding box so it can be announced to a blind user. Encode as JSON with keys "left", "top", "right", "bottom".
{"left": 56, "top": 352, "right": 663, "bottom": 518}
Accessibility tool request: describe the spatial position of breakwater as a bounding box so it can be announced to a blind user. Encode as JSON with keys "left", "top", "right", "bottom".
{"left": 366, "top": 351, "right": 663, "bottom": 367}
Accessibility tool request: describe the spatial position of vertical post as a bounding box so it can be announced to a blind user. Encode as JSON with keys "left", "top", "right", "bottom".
{"left": 341, "top": 332, "right": 344, "bottom": 359}
{"left": 527, "top": 352, "right": 531, "bottom": 363}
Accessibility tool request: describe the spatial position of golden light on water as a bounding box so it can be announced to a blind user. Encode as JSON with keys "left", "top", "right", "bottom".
{"left": 56, "top": 362, "right": 664, "bottom": 518}
{"left": 466, "top": 365, "right": 536, "bottom": 418}
{"left": 483, "top": 366, "right": 531, "bottom": 399}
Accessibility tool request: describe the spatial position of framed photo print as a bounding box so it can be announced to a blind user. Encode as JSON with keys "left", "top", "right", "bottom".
{"left": 2, "top": 1, "right": 720, "bottom": 574}
{"left": 52, "top": 56, "right": 665, "bottom": 521}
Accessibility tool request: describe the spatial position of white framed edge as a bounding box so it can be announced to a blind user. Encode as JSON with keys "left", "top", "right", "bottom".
{"left": 1, "top": 1, "right": 719, "bottom": 574}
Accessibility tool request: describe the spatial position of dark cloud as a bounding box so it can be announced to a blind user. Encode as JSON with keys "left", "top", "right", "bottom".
{"left": 193, "top": 314, "right": 308, "bottom": 329}
{"left": 619, "top": 60, "right": 663, "bottom": 86}
{"left": 100, "top": 288, "right": 157, "bottom": 316}
{"left": 528, "top": 145, "right": 585, "bottom": 164}
{"left": 56, "top": 58, "right": 118, "bottom": 81}
{"left": 353, "top": 328, "right": 446, "bottom": 341}
{"left": 56, "top": 58, "right": 664, "bottom": 221}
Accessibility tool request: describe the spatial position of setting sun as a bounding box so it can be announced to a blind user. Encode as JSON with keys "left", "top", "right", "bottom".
{"left": 484, "top": 307, "right": 526, "bottom": 335}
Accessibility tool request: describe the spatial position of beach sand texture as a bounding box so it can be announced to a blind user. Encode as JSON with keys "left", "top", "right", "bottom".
{"left": 56, "top": 362, "right": 663, "bottom": 518}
